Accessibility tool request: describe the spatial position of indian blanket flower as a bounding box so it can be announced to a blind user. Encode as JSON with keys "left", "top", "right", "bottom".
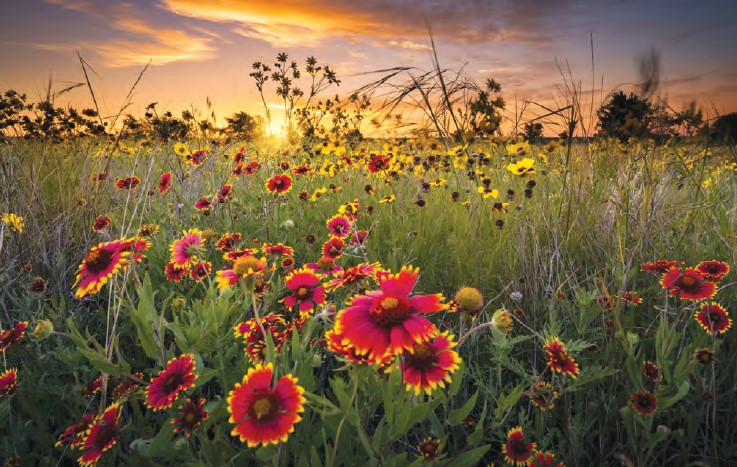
{"left": 28, "top": 277, "right": 47, "bottom": 294}
{"left": 325, "top": 329, "right": 393, "bottom": 366}
{"left": 227, "top": 362, "right": 305, "bottom": 447}
{"left": 661, "top": 267, "right": 716, "bottom": 300}
{"left": 696, "top": 260, "right": 730, "bottom": 282}
{"left": 630, "top": 390, "right": 657, "bottom": 416}
{"left": 2, "top": 213, "right": 24, "bottom": 233}
{"left": 416, "top": 437, "right": 442, "bottom": 461}
{"left": 115, "top": 176, "right": 140, "bottom": 190}
{"left": 307, "top": 255, "right": 343, "bottom": 276}
{"left": 400, "top": 331, "right": 461, "bottom": 396}
{"left": 194, "top": 196, "right": 213, "bottom": 211}
{"left": 234, "top": 315, "right": 292, "bottom": 363}
{"left": 695, "top": 302, "right": 732, "bottom": 334}
{"left": 165, "top": 262, "right": 188, "bottom": 282}
{"left": 92, "top": 215, "right": 110, "bottom": 232}
{"left": 138, "top": 224, "right": 159, "bottom": 237}
{"left": 83, "top": 377, "right": 103, "bottom": 397}
{"left": 189, "top": 261, "right": 212, "bottom": 282}
{"left": 158, "top": 172, "right": 172, "bottom": 194}
{"left": 326, "top": 215, "right": 352, "bottom": 238}
{"left": 333, "top": 266, "right": 445, "bottom": 363}
{"left": 322, "top": 237, "right": 345, "bottom": 259}
{"left": 265, "top": 174, "right": 293, "bottom": 195}
{"left": 620, "top": 291, "right": 643, "bottom": 304}
{"left": 223, "top": 248, "right": 258, "bottom": 262}
{"left": 0, "top": 368, "right": 18, "bottom": 398}
{"left": 145, "top": 354, "right": 197, "bottom": 411}
{"left": 544, "top": 337, "right": 580, "bottom": 378}
{"left": 73, "top": 238, "right": 134, "bottom": 299}
{"left": 263, "top": 243, "right": 294, "bottom": 257}
{"left": 507, "top": 157, "right": 536, "bottom": 176}
{"left": 0, "top": 321, "right": 28, "bottom": 352}
{"left": 217, "top": 232, "right": 241, "bottom": 252}
{"left": 503, "top": 426, "right": 536, "bottom": 466}
{"left": 282, "top": 267, "right": 325, "bottom": 314}
{"left": 325, "top": 263, "right": 380, "bottom": 291}
{"left": 642, "top": 361, "right": 661, "bottom": 382}
{"left": 56, "top": 414, "right": 94, "bottom": 448}
{"left": 379, "top": 194, "right": 396, "bottom": 204}
{"left": 641, "top": 260, "right": 683, "bottom": 274}
{"left": 170, "top": 229, "right": 204, "bottom": 267}
{"left": 216, "top": 183, "right": 233, "bottom": 202}
{"left": 120, "top": 236, "right": 150, "bottom": 262}
{"left": 172, "top": 398, "right": 209, "bottom": 438}
{"left": 113, "top": 373, "right": 143, "bottom": 399}
{"left": 694, "top": 348, "right": 715, "bottom": 366}
{"left": 78, "top": 403, "right": 121, "bottom": 467}
{"left": 351, "top": 230, "right": 369, "bottom": 246}
{"left": 216, "top": 255, "right": 271, "bottom": 289}
{"left": 530, "top": 451, "right": 564, "bottom": 467}
{"left": 529, "top": 380, "right": 558, "bottom": 411}
{"left": 368, "top": 154, "right": 390, "bottom": 173}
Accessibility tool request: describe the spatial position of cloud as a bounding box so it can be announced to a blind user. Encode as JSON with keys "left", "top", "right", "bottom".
{"left": 41, "top": 0, "right": 216, "bottom": 67}
{"left": 159, "top": 0, "right": 591, "bottom": 47}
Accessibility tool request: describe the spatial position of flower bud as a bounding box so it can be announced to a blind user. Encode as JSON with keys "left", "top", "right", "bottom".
{"left": 32, "top": 319, "right": 54, "bottom": 340}
{"left": 491, "top": 308, "right": 513, "bottom": 334}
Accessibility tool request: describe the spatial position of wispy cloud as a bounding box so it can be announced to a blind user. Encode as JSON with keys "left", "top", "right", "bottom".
{"left": 40, "top": 0, "right": 216, "bottom": 67}
{"left": 159, "top": 0, "right": 585, "bottom": 47}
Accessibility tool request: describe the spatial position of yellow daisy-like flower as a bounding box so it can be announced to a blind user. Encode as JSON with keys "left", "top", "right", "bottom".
{"left": 507, "top": 157, "right": 536, "bottom": 176}
{"left": 477, "top": 187, "right": 499, "bottom": 199}
{"left": 173, "top": 142, "right": 189, "bottom": 157}
{"left": 379, "top": 194, "right": 396, "bottom": 204}
{"left": 2, "top": 213, "right": 24, "bottom": 233}
{"left": 506, "top": 140, "right": 531, "bottom": 155}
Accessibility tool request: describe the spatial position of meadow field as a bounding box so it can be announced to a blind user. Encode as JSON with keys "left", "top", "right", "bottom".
{"left": 1, "top": 120, "right": 735, "bottom": 466}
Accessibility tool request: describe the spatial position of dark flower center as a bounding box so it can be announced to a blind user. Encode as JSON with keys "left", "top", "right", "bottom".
{"left": 405, "top": 343, "right": 436, "bottom": 371}
{"left": 93, "top": 420, "right": 117, "bottom": 450}
{"left": 509, "top": 438, "right": 531, "bottom": 458}
{"left": 370, "top": 296, "right": 411, "bottom": 327}
{"left": 418, "top": 440, "right": 440, "bottom": 459}
{"left": 637, "top": 395, "right": 653, "bottom": 409}
{"left": 85, "top": 248, "right": 115, "bottom": 275}
{"left": 677, "top": 275, "right": 699, "bottom": 290}
{"left": 295, "top": 287, "right": 311, "bottom": 300}
{"left": 705, "top": 311, "right": 723, "bottom": 325}
{"left": 162, "top": 373, "right": 185, "bottom": 394}
{"left": 249, "top": 392, "right": 280, "bottom": 423}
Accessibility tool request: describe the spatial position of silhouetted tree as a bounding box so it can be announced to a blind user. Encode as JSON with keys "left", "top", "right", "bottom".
{"left": 469, "top": 78, "right": 505, "bottom": 137}
{"left": 596, "top": 91, "right": 656, "bottom": 142}
{"left": 225, "top": 112, "right": 265, "bottom": 140}
{"left": 523, "top": 122, "right": 543, "bottom": 142}
{"left": 707, "top": 112, "right": 737, "bottom": 144}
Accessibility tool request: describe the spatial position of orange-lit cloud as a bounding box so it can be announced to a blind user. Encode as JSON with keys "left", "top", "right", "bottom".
{"left": 40, "top": 0, "right": 216, "bottom": 67}
{"left": 160, "top": 0, "right": 558, "bottom": 47}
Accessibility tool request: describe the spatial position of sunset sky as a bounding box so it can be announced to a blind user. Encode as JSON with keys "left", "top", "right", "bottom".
{"left": 1, "top": 0, "right": 736, "bottom": 135}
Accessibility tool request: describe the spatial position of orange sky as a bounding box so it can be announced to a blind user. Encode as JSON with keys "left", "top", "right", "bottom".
{"left": 1, "top": 0, "right": 736, "bottom": 136}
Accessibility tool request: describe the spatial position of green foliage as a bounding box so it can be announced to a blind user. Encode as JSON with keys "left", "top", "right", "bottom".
{"left": 1, "top": 133, "right": 736, "bottom": 466}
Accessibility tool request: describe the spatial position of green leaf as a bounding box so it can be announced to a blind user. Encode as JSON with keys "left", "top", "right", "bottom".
{"left": 467, "top": 401, "right": 488, "bottom": 446}
{"left": 129, "top": 274, "right": 163, "bottom": 363}
{"left": 659, "top": 381, "right": 690, "bottom": 411}
{"left": 449, "top": 361, "right": 465, "bottom": 396}
{"left": 493, "top": 385, "right": 524, "bottom": 419}
{"left": 145, "top": 422, "right": 177, "bottom": 458}
{"left": 448, "top": 389, "right": 478, "bottom": 425}
{"left": 65, "top": 318, "right": 126, "bottom": 377}
{"left": 451, "top": 445, "right": 490, "bottom": 465}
